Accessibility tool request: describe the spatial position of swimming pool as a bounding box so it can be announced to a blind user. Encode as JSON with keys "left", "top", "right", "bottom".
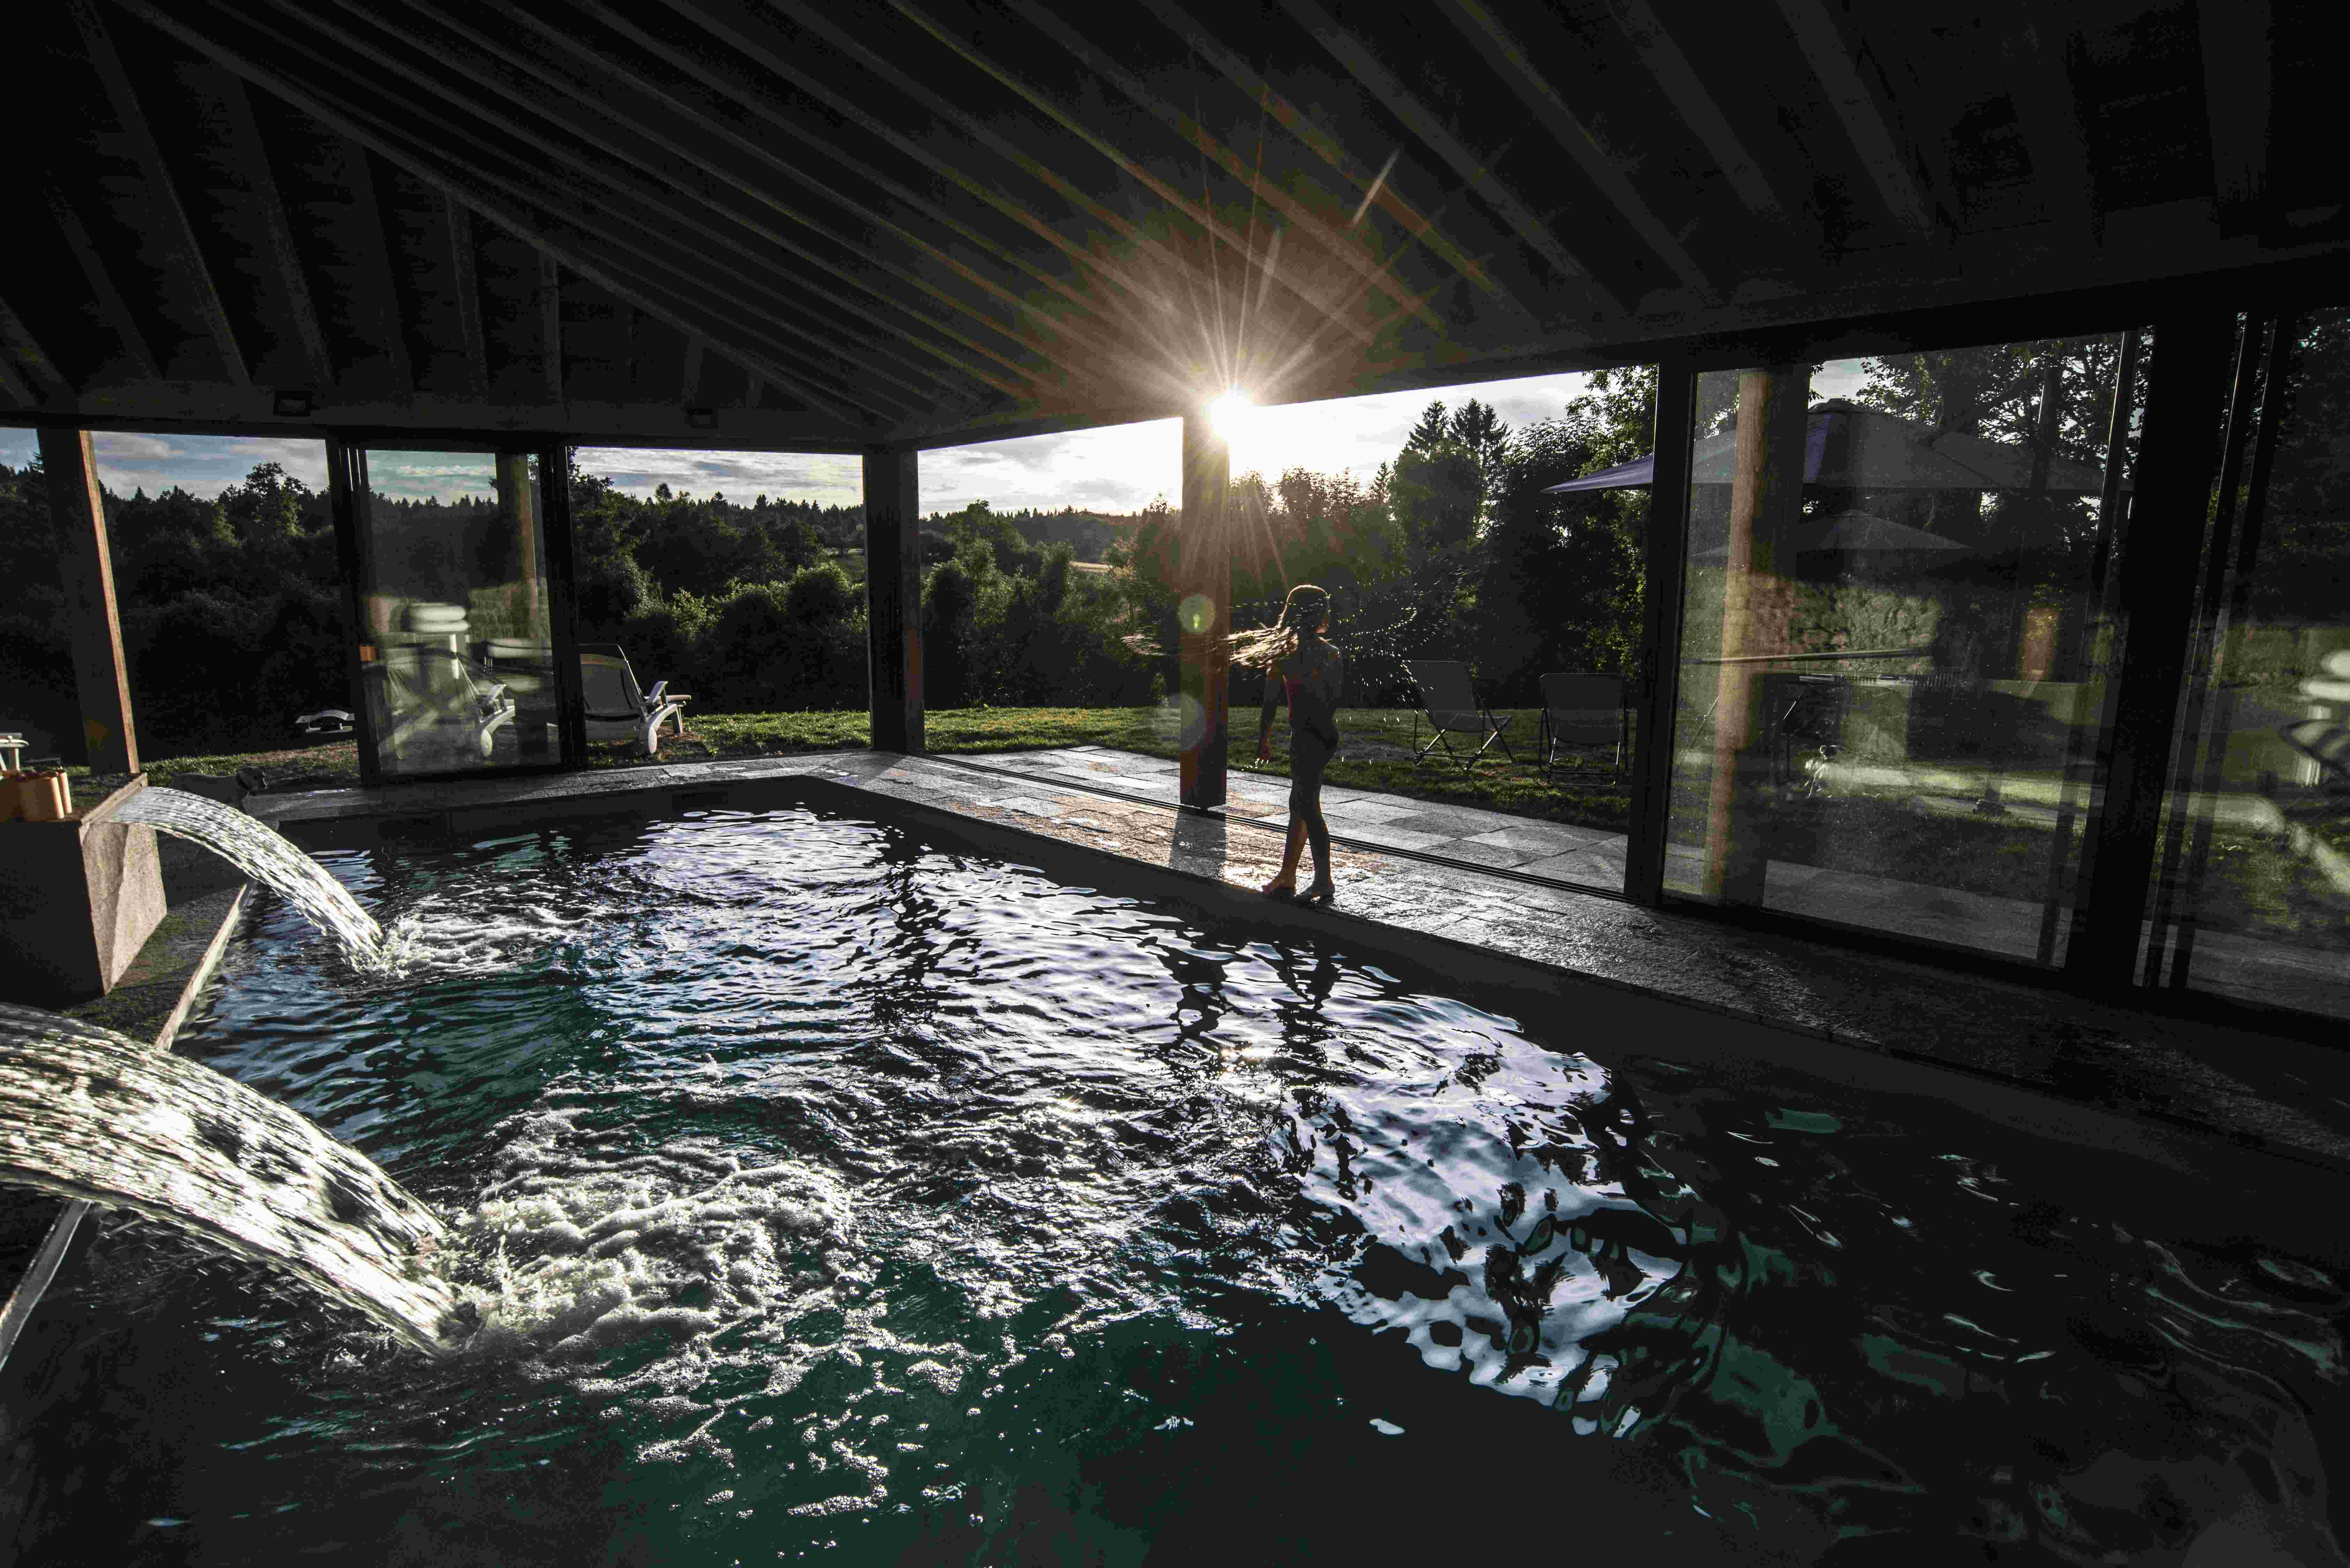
{"left": 5, "top": 800, "right": 2345, "bottom": 1564}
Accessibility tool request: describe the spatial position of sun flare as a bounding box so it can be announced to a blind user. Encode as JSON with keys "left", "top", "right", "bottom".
{"left": 1208, "top": 390, "right": 1255, "bottom": 442}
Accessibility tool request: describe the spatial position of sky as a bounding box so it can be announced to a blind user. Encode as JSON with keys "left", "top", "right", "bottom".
{"left": 0, "top": 361, "right": 1876, "bottom": 514}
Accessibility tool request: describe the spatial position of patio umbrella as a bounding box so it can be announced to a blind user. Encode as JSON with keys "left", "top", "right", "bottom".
{"left": 1548, "top": 399, "right": 2115, "bottom": 495}
{"left": 1691, "top": 508, "right": 1974, "bottom": 561}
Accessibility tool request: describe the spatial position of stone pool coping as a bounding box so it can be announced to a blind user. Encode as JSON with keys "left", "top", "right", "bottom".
{"left": 236, "top": 750, "right": 2350, "bottom": 1198}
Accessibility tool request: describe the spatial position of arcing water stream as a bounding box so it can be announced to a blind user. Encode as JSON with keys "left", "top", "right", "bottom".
{"left": 0, "top": 1002, "right": 457, "bottom": 1353}
{"left": 114, "top": 787, "right": 400, "bottom": 970}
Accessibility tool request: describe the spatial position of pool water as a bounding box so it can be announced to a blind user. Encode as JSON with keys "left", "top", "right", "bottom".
{"left": 4, "top": 806, "right": 2345, "bottom": 1564}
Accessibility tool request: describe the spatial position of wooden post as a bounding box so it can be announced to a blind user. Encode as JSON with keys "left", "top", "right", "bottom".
{"left": 1179, "top": 413, "right": 1229, "bottom": 810}
{"left": 864, "top": 446, "right": 922, "bottom": 754}
{"left": 1699, "top": 369, "right": 1808, "bottom": 901}
{"left": 38, "top": 427, "right": 138, "bottom": 775}
{"left": 494, "top": 450, "right": 544, "bottom": 639}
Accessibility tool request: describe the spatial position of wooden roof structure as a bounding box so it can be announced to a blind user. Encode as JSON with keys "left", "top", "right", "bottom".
{"left": 1, "top": 0, "right": 2339, "bottom": 449}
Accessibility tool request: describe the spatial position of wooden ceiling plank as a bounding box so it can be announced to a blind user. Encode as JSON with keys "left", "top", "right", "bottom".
{"left": 548, "top": 1, "right": 1137, "bottom": 369}
{"left": 117, "top": 0, "right": 894, "bottom": 434}
{"left": 1013, "top": 1, "right": 1449, "bottom": 335}
{"left": 1140, "top": 0, "right": 1530, "bottom": 317}
{"left": 70, "top": 0, "right": 253, "bottom": 387}
{"left": 442, "top": 195, "right": 488, "bottom": 397}
{"left": 40, "top": 181, "right": 162, "bottom": 382}
{"left": 244, "top": 6, "right": 980, "bottom": 412}
{"left": 339, "top": 139, "right": 417, "bottom": 395}
{"left": 0, "top": 291, "right": 67, "bottom": 404}
{"left": 663, "top": 0, "right": 1161, "bottom": 338}
{"left": 297, "top": 0, "right": 1038, "bottom": 400}
{"left": 2196, "top": 0, "right": 2271, "bottom": 236}
{"left": 1443, "top": 0, "right": 1715, "bottom": 299}
{"left": 537, "top": 247, "right": 563, "bottom": 407}
{"left": 212, "top": 69, "right": 335, "bottom": 390}
{"left": 1601, "top": 0, "right": 1787, "bottom": 221}
{"left": 1770, "top": 0, "right": 1947, "bottom": 241}
{"left": 885, "top": 0, "right": 1383, "bottom": 349}
{"left": 1998, "top": 21, "right": 2101, "bottom": 248}
{"left": 1275, "top": 0, "right": 1627, "bottom": 316}
{"left": 486, "top": 0, "right": 1124, "bottom": 389}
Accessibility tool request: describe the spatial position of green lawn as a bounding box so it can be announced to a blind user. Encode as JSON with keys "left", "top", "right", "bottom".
{"left": 76, "top": 703, "right": 1632, "bottom": 833}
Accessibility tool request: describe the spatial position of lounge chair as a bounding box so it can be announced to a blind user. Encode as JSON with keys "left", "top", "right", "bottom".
{"left": 1407, "top": 659, "right": 1516, "bottom": 770}
{"left": 368, "top": 643, "right": 514, "bottom": 767}
{"left": 580, "top": 643, "right": 685, "bottom": 757}
{"left": 1537, "top": 672, "right": 1629, "bottom": 772}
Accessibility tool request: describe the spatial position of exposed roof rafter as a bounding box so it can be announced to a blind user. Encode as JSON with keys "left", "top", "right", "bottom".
{"left": 1771, "top": 0, "right": 1954, "bottom": 243}
{"left": 40, "top": 180, "right": 162, "bottom": 381}
{"left": 208, "top": 66, "right": 334, "bottom": 389}
{"left": 70, "top": 0, "right": 252, "bottom": 386}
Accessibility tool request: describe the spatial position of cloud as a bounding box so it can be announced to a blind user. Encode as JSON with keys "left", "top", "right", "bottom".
{"left": 573, "top": 446, "right": 862, "bottom": 505}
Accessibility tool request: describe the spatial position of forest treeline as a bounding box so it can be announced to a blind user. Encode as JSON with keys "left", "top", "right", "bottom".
{"left": 7, "top": 335, "right": 2249, "bottom": 765}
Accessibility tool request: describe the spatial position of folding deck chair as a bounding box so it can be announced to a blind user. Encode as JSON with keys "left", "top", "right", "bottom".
{"left": 1407, "top": 659, "right": 1516, "bottom": 770}
{"left": 1536, "top": 672, "right": 1630, "bottom": 772}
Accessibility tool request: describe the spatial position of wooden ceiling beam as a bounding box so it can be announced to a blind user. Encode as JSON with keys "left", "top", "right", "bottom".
{"left": 537, "top": 248, "right": 563, "bottom": 408}
{"left": 662, "top": 0, "right": 1163, "bottom": 343}
{"left": 1600, "top": 0, "right": 1790, "bottom": 224}
{"left": 1441, "top": 0, "right": 1717, "bottom": 301}
{"left": 442, "top": 195, "right": 488, "bottom": 397}
{"left": 1013, "top": 0, "right": 1452, "bottom": 335}
{"left": 117, "top": 0, "right": 891, "bottom": 435}
{"left": 69, "top": 0, "right": 252, "bottom": 387}
{"left": 0, "top": 293, "right": 67, "bottom": 407}
{"left": 1998, "top": 21, "right": 2101, "bottom": 249}
{"left": 484, "top": 0, "right": 1125, "bottom": 393}
{"left": 547, "top": 1, "right": 1136, "bottom": 373}
{"left": 297, "top": 0, "right": 1038, "bottom": 401}
{"left": 209, "top": 68, "right": 334, "bottom": 390}
{"left": 40, "top": 180, "right": 161, "bottom": 381}
{"left": 2196, "top": 0, "right": 2271, "bottom": 238}
{"left": 1276, "top": 0, "right": 1628, "bottom": 317}
{"left": 339, "top": 139, "right": 416, "bottom": 396}
{"left": 886, "top": 0, "right": 1383, "bottom": 350}
{"left": 237, "top": 5, "right": 951, "bottom": 415}
{"left": 1771, "top": 0, "right": 1952, "bottom": 243}
{"left": 1139, "top": 0, "right": 1533, "bottom": 319}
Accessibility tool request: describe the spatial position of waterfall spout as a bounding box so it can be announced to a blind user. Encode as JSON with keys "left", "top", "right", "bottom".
{"left": 0, "top": 1003, "right": 459, "bottom": 1354}
{"left": 114, "top": 788, "right": 395, "bottom": 969}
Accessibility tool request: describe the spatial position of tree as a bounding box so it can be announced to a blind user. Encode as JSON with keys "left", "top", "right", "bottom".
{"left": 1404, "top": 399, "right": 1450, "bottom": 454}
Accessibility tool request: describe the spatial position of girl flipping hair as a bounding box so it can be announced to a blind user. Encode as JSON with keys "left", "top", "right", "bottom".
{"left": 1235, "top": 583, "right": 1346, "bottom": 904}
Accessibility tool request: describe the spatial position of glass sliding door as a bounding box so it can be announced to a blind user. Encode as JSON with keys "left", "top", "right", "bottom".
{"left": 350, "top": 448, "right": 561, "bottom": 779}
{"left": 2146, "top": 307, "right": 2350, "bottom": 1017}
{"left": 1662, "top": 335, "right": 2143, "bottom": 961}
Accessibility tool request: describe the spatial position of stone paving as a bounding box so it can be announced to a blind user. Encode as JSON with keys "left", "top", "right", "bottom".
{"left": 241, "top": 746, "right": 2350, "bottom": 1199}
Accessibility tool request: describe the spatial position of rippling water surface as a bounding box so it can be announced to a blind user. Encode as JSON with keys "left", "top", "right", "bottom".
{"left": 7, "top": 807, "right": 2345, "bottom": 1564}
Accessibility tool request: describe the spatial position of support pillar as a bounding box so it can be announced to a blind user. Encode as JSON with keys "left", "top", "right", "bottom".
{"left": 38, "top": 428, "right": 137, "bottom": 775}
{"left": 864, "top": 446, "right": 923, "bottom": 754}
{"left": 1178, "top": 413, "right": 1230, "bottom": 810}
{"left": 1699, "top": 368, "right": 1809, "bottom": 902}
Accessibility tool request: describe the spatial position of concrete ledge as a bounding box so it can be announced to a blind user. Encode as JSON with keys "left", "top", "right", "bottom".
{"left": 0, "top": 777, "right": 167, "bottom": 1007}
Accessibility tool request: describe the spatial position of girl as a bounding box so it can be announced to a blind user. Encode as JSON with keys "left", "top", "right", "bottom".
{"left": 1236, "top": 584, "right": 1346, "bottom": 904}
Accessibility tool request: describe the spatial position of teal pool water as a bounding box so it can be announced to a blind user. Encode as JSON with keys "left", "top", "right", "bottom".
{"left": 4, "top": 805, "right": 2345, "bottom": 1564}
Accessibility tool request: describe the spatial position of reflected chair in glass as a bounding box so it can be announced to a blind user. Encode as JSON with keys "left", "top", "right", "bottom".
{"left": 367, "top": 643, "right": 515, "bottom": 770}
{"left": 1406, "top": 659, "right": 1517, "bottom": 770}
{"left": 1535, "top": 672, "right": 1630, "bottom": 773}
{"left": 580, "top": 644, "right": 685, "bottom": 757}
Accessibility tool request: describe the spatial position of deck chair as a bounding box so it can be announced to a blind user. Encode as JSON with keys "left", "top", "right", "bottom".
{"left": 1407, "top": 659, "right": 1516, "bottom": 770}
{"left": 580, "top": 643, "right": 684, "bottom": 757}
{"left": 368, "top": 643, "right": 514, "bottom": 767}
{"left": 1537, "top": 672, "right": 1629, "bottom": 772}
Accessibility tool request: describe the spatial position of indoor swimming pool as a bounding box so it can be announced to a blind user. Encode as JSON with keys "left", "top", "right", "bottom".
{"left": 4, "top": 801, "right": 2343, "bottom": 1564}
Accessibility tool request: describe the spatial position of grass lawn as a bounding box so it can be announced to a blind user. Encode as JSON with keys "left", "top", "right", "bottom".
{"left": 74, "top": 704, "right": 1631, "bottom": 833}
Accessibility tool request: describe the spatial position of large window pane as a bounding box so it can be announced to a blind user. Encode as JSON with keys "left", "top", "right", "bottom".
{"left": 1665, "top": 337, "right": 2140, "bottom": 961}
{"left": 2153, "top": 308, "right": 2350, "bottom": 1016}
{"left": 354, "top": 449, "right": 555, "bottom": 778}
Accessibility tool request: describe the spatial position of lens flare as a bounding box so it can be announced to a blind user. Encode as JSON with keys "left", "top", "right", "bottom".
{"left": 1208, "top": 390, "right": 1254, "bottom": 441}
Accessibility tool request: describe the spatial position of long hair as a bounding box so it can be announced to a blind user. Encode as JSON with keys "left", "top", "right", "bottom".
{"left": 1228, "top": 583, "right": 1332, "bottom": 671}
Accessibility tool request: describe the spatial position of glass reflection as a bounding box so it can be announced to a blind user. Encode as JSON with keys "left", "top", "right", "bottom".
{"left": 1666, "top": 339, "right": 2142, "bottom": 962}
{"left": 354, "top": 450, "right": 557, "bottom": 777}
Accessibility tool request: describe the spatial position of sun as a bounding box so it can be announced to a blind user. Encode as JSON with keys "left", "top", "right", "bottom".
{"left": 1207, "top": 390, "right": 1255, "bottom": 441}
